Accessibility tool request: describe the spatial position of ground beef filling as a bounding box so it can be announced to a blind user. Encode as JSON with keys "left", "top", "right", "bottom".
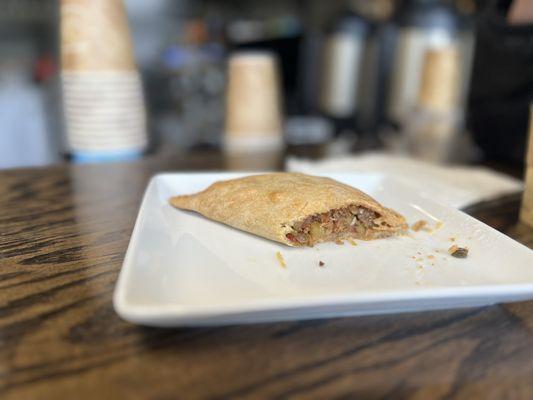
{"left": 286, "top": 206, "right": 381, "bottom": 246}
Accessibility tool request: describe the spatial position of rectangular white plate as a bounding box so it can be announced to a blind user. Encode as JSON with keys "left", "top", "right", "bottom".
{"left": 113, "top": 173, "right": 533, "bottom": 327}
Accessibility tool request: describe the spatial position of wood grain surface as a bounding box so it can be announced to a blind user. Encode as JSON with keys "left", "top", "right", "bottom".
{"left": 1, "top": 152, "right": 533, "bottom": 400}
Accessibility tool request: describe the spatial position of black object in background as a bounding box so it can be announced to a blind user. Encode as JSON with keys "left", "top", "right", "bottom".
{"left": 356, "top": 16, "right": 395, "bottom": 137}
{"left": 468, "top": 0, "right": 533, "bottom": 166}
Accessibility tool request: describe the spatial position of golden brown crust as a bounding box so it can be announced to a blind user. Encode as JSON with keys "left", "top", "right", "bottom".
{"left": 169, "top": 173, "right": 407, "bottom": 246}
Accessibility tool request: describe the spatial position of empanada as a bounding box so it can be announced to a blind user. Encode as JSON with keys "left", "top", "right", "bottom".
{"left": 169, "top": 173, "right": 407, "bottom": 246}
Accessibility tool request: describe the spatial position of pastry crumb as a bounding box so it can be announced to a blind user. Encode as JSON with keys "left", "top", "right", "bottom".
{"left": 412, "top": 220, "right": 429, "bottom": 232}
{"left": 276, "top": 251, "right": 286, "bottom": 268}
{"left": 335, "top": 240, "right": 344, "bottom": 245}
{"left": 448, "top": 245, "right": 469, "bottom": 258}
{"left": 319, "top": 261, "right": 325, "bottom": 267}
{"left": 347, "top": 238, "right": 357, "bottom": 246}
{"left": 427, "top": 255, "right": 435, "bottom": 259}
{"left": 450, "top": 237, "right": 456, "bottom": 242}
{"left": 434, "top": 221, "right": 443, "bottom": 230}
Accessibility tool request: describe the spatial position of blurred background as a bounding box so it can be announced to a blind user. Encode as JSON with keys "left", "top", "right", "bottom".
{"left": 0, "top": 0, "right": 532, "bottom": 171}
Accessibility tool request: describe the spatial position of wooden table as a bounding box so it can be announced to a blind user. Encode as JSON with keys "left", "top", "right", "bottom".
{"left": 1, "top": 152, "right": 533, "bottom": 399}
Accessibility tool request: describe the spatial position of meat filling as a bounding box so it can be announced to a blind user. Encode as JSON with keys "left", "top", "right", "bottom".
{"left": 286, "top": 206, "right": 386, "bottom": 246}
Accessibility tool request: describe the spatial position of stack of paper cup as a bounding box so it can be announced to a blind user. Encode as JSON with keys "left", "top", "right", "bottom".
{"left": 60, "top": 0, "right": 147, "bottom": 161}
{"left": 224, "top": 52, "right": 284, "bottom": 156}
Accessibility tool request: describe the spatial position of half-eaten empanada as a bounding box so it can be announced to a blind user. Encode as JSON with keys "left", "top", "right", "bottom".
{"left": 169, "top": 173, "right": 407, "bottom": 247}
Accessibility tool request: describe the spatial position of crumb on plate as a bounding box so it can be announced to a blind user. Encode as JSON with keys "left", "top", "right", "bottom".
{"left": 347, "top": 238, "right": 357, "bottom": 246}
{"left": 427, "top": 255, "right": 435, "bottom": 259}
{"left": 412, "top": 220, "right": 429, "bottom": 232}
{"left": 448, "top": 245, "right": 469, "bottom": 258}
{"left": 276, "top": 251, "right": 286, "bottom": 268}
{"left": 319, "top": 261, "right": 325, "bottom": 267}
{"left": 335, "top": 240, "right": 344, "bottom": 245}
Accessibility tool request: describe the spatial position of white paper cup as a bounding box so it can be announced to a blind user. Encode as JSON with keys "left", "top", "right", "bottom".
{"left": 61, "top": 70, "right": 148, "bottom": 154}
{"left": 69, "top": 140, "right": 147, "bottom": 149}
{"left": 61, "top": 71, "right": 141, "bottom": 81}
{"left": 224, "top": 52, "right": 283, "bottom": 154}
{"left": 65, "top": 109, "right": 146, "bottom": 122}
{"left": 223, "top": 135, "right": 284, "bottom": 153}
{"left": 61, "top": 0, "right": 136, "bottom": 71}
{"left": 68, "top": 130, "right": 147, "bottom": 147}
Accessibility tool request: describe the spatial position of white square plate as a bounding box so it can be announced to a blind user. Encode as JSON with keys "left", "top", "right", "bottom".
{"left": 113, "top": 173, "right": 533, "bottom": 327}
